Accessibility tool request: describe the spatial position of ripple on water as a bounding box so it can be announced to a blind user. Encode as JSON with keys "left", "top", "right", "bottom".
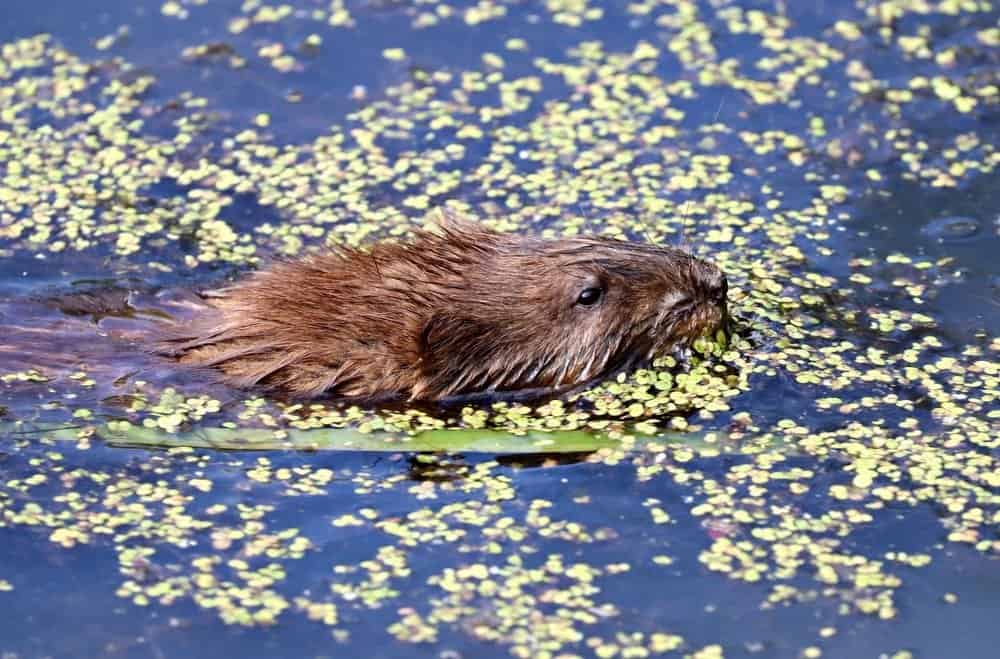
{"left": 920, "top": 216, "right": 982, "bottom": 243}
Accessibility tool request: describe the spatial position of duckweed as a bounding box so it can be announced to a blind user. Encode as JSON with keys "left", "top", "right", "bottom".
{"left": 1, "top": 0, "right": 998, "bottom": 657}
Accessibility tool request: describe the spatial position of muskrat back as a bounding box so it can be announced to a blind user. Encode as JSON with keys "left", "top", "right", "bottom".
{"left": 155, "top": 211, "right": 729, "bottom": 401}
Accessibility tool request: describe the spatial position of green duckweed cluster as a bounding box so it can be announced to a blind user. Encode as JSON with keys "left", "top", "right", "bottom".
{"left": 1, "top": 0, "right": 998, "bottom": 657}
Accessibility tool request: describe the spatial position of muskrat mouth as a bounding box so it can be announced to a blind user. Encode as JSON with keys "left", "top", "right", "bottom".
{"left": 645, "top": 299, "right": 729, "bottom": 362}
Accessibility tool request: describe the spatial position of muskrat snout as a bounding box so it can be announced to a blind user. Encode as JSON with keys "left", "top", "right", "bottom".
{"left": 658, "top": 259, "right": 730, "bottom": 349}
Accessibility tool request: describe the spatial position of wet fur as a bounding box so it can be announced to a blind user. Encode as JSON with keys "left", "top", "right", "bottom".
{"left": 155, "top": 213, "right": 728, "bottom": 401}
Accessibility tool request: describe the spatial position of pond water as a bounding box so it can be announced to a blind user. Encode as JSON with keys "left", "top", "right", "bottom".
{"left": 0, "top": 1, "right": 998, "bottom": 658}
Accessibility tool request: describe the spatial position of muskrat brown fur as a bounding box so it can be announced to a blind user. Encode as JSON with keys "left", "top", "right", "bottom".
{"left": 155, "top": 211, "right": 729, "bottom": 401}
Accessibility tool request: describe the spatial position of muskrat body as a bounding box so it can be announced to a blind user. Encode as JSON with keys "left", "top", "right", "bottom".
{"left": 155, "top": 212, "right": 728, "bottom": 401}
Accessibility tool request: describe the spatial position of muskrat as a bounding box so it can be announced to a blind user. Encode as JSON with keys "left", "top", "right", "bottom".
{"left": 155, "top": 211, "right": 729, "bottom": 401}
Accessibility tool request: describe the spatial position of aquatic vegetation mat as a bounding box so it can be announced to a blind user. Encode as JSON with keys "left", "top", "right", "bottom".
{"left": 0, "top": 0, "right": 998, "bottom": 657}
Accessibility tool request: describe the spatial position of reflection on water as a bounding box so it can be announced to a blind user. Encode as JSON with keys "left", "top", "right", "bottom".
{"left": 1, "top": 0, "right": 998, "bottom": 657}
{"left": 0, "top": 285, "right": 217, "bottom": 418}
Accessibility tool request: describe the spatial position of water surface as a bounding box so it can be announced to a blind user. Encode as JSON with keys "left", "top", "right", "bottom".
{"left": 1, "top": 1, "right": 998, "bottom": 657}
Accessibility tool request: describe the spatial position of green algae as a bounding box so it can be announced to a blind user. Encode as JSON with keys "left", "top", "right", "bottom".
{"left": 0, "top": 0, "right": 999, "bottom": 657}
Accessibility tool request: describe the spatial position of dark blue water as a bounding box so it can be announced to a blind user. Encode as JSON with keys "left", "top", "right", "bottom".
{"left": 1, "top": 1, "right": 998, "bottom": 658}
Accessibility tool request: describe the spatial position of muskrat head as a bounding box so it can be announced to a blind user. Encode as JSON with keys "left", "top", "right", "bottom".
{"left": 413, "top": 228, "right": 729, "bottom": 400}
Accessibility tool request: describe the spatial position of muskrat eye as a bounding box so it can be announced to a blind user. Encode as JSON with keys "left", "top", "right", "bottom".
{"left": 576, "top": 287, "right": 603, "bottom": 307}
